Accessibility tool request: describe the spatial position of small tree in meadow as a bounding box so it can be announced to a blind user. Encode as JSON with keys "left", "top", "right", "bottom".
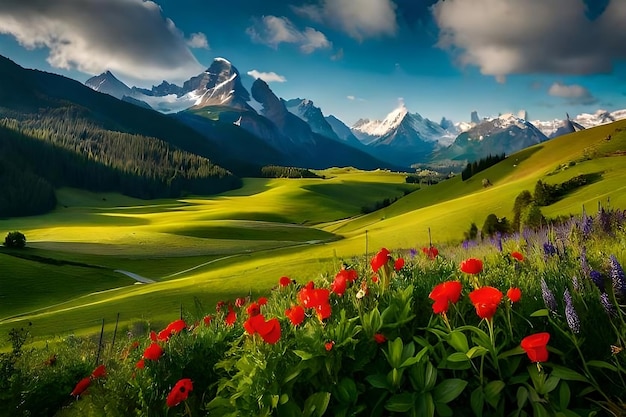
{"left": 4, "top": 231, "right": 26, "bottom": 248}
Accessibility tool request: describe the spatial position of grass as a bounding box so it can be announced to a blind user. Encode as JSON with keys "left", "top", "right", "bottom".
{"left": 1, "top": 120, "right": 626, "bottom": 347}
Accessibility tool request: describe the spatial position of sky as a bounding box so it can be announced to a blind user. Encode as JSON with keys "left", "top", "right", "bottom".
{"left": 1, "top": 0, "right": 626, "bottom": 126}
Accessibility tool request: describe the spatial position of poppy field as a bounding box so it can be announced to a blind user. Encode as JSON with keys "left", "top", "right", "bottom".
{"left": 2, "top": 205, "right": 625, "bottom": 417}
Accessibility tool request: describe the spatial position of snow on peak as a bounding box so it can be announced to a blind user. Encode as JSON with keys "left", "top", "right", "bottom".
{"left": 352, "top": 103, "right": 408, "bottom": 137}
{"left": 214, "top": 57, "right": 232, "bottom": 65}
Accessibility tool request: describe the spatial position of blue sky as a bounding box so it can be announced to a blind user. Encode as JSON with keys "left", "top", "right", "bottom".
{"left": 1, "top": 0, "right": 625, "bottom": 125}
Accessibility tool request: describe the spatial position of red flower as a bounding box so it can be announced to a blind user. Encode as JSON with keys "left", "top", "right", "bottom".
{"left": 257, "top": 317, "right": 281, "bottom": 344}
{"left": 235, "top": 297, "right": 247, "bottom": 308}
{"left": 216, "top": 300, "right": 225, "bottom": 311}
{"left": 70, "top": 377, "right": 91, "bottom": 396}
{"left": 469, "top": 286, "right": 503, "bottom": 320}
{"left": 460, "top": 258, "right": 483, "bottom": 274}
{"left": 315, "top": 302, "right": 332, "bottom": 321}
{"left": 166, "top": 378, "right": 193, "bottom": 408}
{"left": 520, "top": 332, "right": 550, "bottom": 363}
{"left": 371, "top": 275, "right": 379, "bottom": 283}
{"left": 394, "top": 258, "right": 405, "bottom": 271}
{"left": 429, "top": 281, "right": 462, "bottom": 314}
{"left": 336, "top": 268, "right": 358, "bottom": 282}
{"left": 158, "top": 319, "right": 186, "bottom": 341}
{"left": 90, "top": 364, "right": 106, "bottom": 379}
{"left": 243, "top": 314, "right": 265, "bottom": 335}
{"left": 279, "top": 276, "right": 292, "bottom": 287}
{"left": 511, "top": 251, "right": 524, "bottom": 262}
{"left": 149, "top": 331, "right": 157, "bottom": 342}
{"left": 374, "top": 333, "right": 387, "bottom": 344}
{"left": 225, "top": 305, "right": 237, "bottom": 326}
{"left": 285, "top": 305, "right": 305, "bottom": 326}
{"left": 135, "top": 359, "right": 145, "bottom": 369}
{"left": 331, "top": 274, "right": 348, "bottom": 296}
{"left": 143, "top": 342, "right": 163, "bottom": 361}
{"left": 507, "top": 287, "right": 522, "bottom": 303}
{"left": 203, "top": 315, "right": 213, "bottom": 326}
{"left": 325, "top": 341, "right": 335, "bottom": 351}
{"left": 371, "top": 248, "right": 390, "bottom": 273}
{"left": 298, "top": 282, "right": 331, "bottom": 320}
{"left": 247, "top": 302, "right": 261, "bottom": 317}
{"left": 257, "top": 297, "right": 268, "bottom": 306}
{"left": 422, "top": 246, "right": 439, "bottom": 259}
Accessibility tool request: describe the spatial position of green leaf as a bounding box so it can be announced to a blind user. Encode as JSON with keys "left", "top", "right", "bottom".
{"left": 335, "top": 377, "right": 357, "bottom": 404}
{"left": 366, "top": 373, "right": 391, "bottom": 390}
{"left": 559, "top": 381, "right": 571, "bottom": 410}
{"left": 293, "top": 350, "right": 315, "bottom": 360}
{"left": 277, "top": 400, "right": 303, "bottom": 417}
{"left": 471, "top": 387, "right": 484, "bottom": 417}
{"left": 484, "top": 380, "right": 505, "bottom": 408}
{"left": 303, "top": 392, "right": 331, "bottom": 417}
{"left": 435, "top": 401, "right": 453, "bottom": 417}
{"left": 516, "top": 386, "right": 528, "bottom": 409}
{"left": 416, "top": 392, "right": 435, "bottom": 417}
{"left": 531, "top": 401, "right": 551, "bottom": 417}
{"left": 542, "top": 376, "right": 560, "bottom": 394}
{"left": 447, "top": 352, "right": 471, "bottom": 363}
{"left": 549, "top": 365, "right": 588, "bottom": 382}
{"left": 448, "top": 331, "right": 469, "bottom": 353}
{"left": 498, "top": 345, "right": 524, "bottom": 359}
{"left": 386, "top": 337, "right": 404, "bottom": 368}
{"left": 586, "top": 360, "right": 618, "bottom": 372}
{"left": 467, "top": 346, "right": 488, "bottom": 359}
{"left": 530, "top": 309, "right": 549, "bottom": 317}
{"left": 433, "top": 379, "right": 468, "bottom": 404}
{"left": 385, "top": 393, "right": 415, "bottom": 412}
{"left": 400, "top": 355, "right": 421, "bottom": 368}
{"left": 424, "top": 361, "right": 437, "bottom": 391}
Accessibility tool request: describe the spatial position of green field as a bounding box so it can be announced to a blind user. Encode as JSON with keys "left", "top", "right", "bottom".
{"left": 1, "top": 120, "right": 626, "bottom": 347}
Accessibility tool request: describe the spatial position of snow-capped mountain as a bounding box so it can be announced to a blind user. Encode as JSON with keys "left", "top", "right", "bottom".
{"left": 532, "top": 109, "right": 626, "bottom": 138}
{"left": 325, "top": 115, "right": 364, "bottom": 148}
{"left": 85, "top": 71, "right": 132, "bottom": 100}
{"left": 284, "top": 98, "right": 339, "bottom": 141}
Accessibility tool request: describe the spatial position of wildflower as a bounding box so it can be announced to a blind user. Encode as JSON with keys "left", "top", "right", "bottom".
{"left": 520, "top": 332, "right": 550, "bottom": 363}
{"left": 225, "top": 305, "right": 237, "bottom": 326}
{"left": 580, "top": 246, "right": 590, "bottom": 277}
{"left": 572, "top": 275, "right": 580, "bottom": 292}
{"left": 70, "top": 377, "right": 91, "bottom": 396}
{"left": 279, "top": 276, "right": 292, "bottom": 287}
{"left": 135, "top": 359, "right": 145, "bottom": 369}
{"left": 541, "top": 279, "right": 557, "bottom": 314}
{"left": 469, "top": 286, "right": 503, "bottom": 320}
{"left": 609, "top": 255, "right": 626, "bottom": 298}
{"left": 371, "top": 248, "right": 391, "bottom": 273}
{"left": 90, "top": 365, "right": 106, "bottom": 379}
{"left": 511, "top": 251, "right": 524, "bottom": 262}
{"left": 298, "top": 282, "right": 331, "bottom": 320}
{"left": 330, "top": 273, "right": 348, "bottom": 296}
{"left": 494, "top": 232, "right": 503, "bottom": 252}
{"left": 235, "top": 297, "right": 247, "bottom": 308}
{"left": 543, "top": 242, "right": 557, "bottom": 257}
{"left": 149, "top": 331, "right": 157, "bottom": 342}
{"left": 203, "top": 315, "right": 213, "bottom": 326}
{"left": 158, "top": 319, "right": 186, "bottom": 341}
{"left": 590, "top": 270, "right": 605, "bottom": 291}
{"left": 336, "top": 268, "right": 358, "bottom": 282}
{"left": 409, "top": 248, "right": 418, "bottom": 258}
{"left": 216, "top": 300, "right": 225, "bottom": 312}
{"left": 325, "top": 341, "right": 334, "bottom": 351}
{"left": 429, "top": 281, "right": 462, "bottom": 314}
{"left": 564, "top": 289, "right": 580, "bottom": 334}
{"left": 143, "top": 343, "right": 163, "bottom": 361}
{"left": 247, "top": 302, "right": 261, "bottom": 317}
{"left": 394, "top": 258, "right": 405, "bottom": 271}
{"left": 257, "top": 317, "right": 281, "bottom": 344}
{"left": 460, "top": 258, "right": 483, "bottom": 274}
{"left": 371, "top": 275, "right": 379, "bottom": 283}
{"left": 600, "top": 292, "right": 616, "bottom": 317}
{"left": 285, "top": 305, "right": 305, "bottom": 326}
{"left": 244, "top": 314, "right": 265, "bottom": 335}
{"left": 507, "top": 287, "right": 522, "bottom": 303}
{"left": 374, "top": 333, "right": 387, "bottom": 344}
{"left": 166, "top": 378, "right": 193, "bottom": 408}
{"left": 257, "top": 297, "right": 268, "bottom": 306}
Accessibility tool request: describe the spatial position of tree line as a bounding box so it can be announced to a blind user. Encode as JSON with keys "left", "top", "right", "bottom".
{"left": 461, "top": 153, "right": 506, "bottom": 181}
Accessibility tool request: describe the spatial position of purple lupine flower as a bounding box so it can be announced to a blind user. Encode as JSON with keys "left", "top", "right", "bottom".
{"left": 590, "top": 270, "right": 605, "bottom": 291}
{"left": 564, "top": 289, "right": 580, "bottom": 334}
{"left": 543, "top": 242, "right": 557, "bottom": 257}
{"left": 580, "top": 246, "right": 590, "bottom": 278}
{"left": 571, "top": 276, "right": 580, "bottom": 292}
{"left": 495, "top": 232, "right": 503, "bottom": 252}
{"left": 599, "top": 292, "right": 616, "bottom": 317}
{"left": 541, "top": 279, "right": 557, "bottom": 314}
{"left": 409, "top": 248, "right": 417, "bottom": 258}
{"left": 581, "top": 213, "right": 593, "bottom": 238}
{"left": 609, "top": 255, "right": 626, "bottom": 298}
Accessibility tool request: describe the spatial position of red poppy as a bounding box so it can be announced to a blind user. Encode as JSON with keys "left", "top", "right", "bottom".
{"left": 243, "top": 314, "right": 265, "bottom": 335}
{"left": 279, "top": 276, "right": 292, "bottom": 287}
{"left": 203, "top": 315, "right": 213, "bottom": 326}
{"left": 460, "top": 258, "right": 483, "bottom": 274}
{"left": 520, "top": 332, "right": 550, "bottom": 363}
{"left": 325, "top": 341, "right": 335, "bottom": 351}
{"left": 371, "top": 248, "right": 390, "bottom": 273}
{"left": 331, "top": 274, "right": 347, "bottom": 296}
{"left": 336, "top": 268, "right": 358, "bottom": 282}
{"left": 469, "top": 286, "right": 503, "bottom": 320}
{"left": 285, "top": 305, "right": 305, "bottom": 326}
{"left": 257, "top": 317, "right": 281, "bottom": 344}
{"left": 225, "top": 305, "right": 237, "bottom": 326}
{"left": 429, "top": 281, "right": 462, "bottom": 314}
{"left": 135, "top": 359, "right": 145, "bottom": 369}
{"left": 216, "top": 300, "right": 225, "bottom": 311}
{"left": 394, "top": 258, "right": 405, "bottom": 271}
{"left": 158, "top": 319, "right": 186, "bottom": 341}
{"left": 374, "top": 333, "right": 387, "bottom": 344}
{"left": 90, "top": 364, "right": 106, "bottom": 379}
{"left": 511, "top": 251, "right": 524, "bottom": 262}
{"left": 371, "top": 275, "right": 379, "bottom": 283}
{"left": 70, "top": 377, "right": 91, "bottom": 396}
{"left": 507, "top": 287, "right": 522, "bottom": 303}
{"left": 235, "top": 297, "right": 247, "bottom": 308}
{"left": 315, "top": 302, "right": 332, "bottom": 321}
{"left": 422, "top": 246, "right": 439, "bottom": 259}
{"left": 247, "top": 302, "right": 261, "bottom": 317}
{"left": 143, "top": 342, "right": 164, "bottom": 361}
{"left": 166, "top": 378, "right": 193, "bottom": 408}
{"left": 298, "top": 283, "right": 331, "bottom": 319}
{"left": 257, "top": 297, "right": 268, "bottom": 306}
{"left": 149, "top": 331, "right": 158, "bottom": 342}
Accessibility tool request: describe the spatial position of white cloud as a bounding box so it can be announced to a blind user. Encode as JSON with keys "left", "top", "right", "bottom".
{"left": 247, "top": 69, "right": 287, "bottom": 83}
{"left": 548, "top": 82, "right": 597, "bottom": 105}
{"left": 331, "top": 48, "right": 344, "bottom": 61}
{"left": 293, "top": 0, "right": 397, "bottom": 41}
{"left": 187, "top": 32, "right": 209, "bottom": 49}
{"left": 0, "top": 0, "right": 203, "bottom": 82}
{"left": 246, "top": 15, "right": 331, "bottom": 54}
{"left": 432, "top": 0, "right": 626, "bottom": 78}
{"left": 347, "top": 95, "right": 356, "bottom": 100}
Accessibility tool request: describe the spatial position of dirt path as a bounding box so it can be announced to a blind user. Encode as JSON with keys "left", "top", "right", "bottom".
{"left": 114, "top": 270, "right": 155, "bottom": 283}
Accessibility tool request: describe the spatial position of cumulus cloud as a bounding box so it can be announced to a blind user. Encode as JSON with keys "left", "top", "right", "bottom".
{"left": 187, "top": 32, "right": 209, "bottom": 49}
{"left": 548, "top": 82, "right": 598, "bottom": 105}
{"left": 347, "top": 95, "right": 355, "bottom": 100}
{"left": 246, "top": 15, "right": 331, "bottom": 53}
{"left": 0, "top": 0, "right": 203, "bottom": 81}
{"left": 331, "top": 48, "right": 344, "bottom": 61}
{"left": 247, "top": 69, "right": 287, "bottom": 83}
{"left": 293, "top": 0, "right": 397, "bottom": 41}
{"left": 432, "top": 0, "right": 626, "bottom": 79}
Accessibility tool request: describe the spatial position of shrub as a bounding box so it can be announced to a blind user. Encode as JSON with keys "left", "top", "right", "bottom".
{"left": 4, "top": 231, "right": 26, "bottom": 248}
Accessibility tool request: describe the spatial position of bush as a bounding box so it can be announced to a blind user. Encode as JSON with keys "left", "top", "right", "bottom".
{"left": 4, "top": 231, "right": 26, "bottom": 248}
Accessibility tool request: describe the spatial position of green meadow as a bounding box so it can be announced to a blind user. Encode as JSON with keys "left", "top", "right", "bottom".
{"left": 1, "top": 120, "right": 626, "bottom": 347}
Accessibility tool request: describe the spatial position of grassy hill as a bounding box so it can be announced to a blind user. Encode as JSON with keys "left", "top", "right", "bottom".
{"left": 1, "top": 120, "right": 625, "bottom": 346}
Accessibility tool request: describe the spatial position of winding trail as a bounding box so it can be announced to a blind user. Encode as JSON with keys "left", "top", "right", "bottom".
{"left": 114, "top": 270, "right": 155, "bottom": 283}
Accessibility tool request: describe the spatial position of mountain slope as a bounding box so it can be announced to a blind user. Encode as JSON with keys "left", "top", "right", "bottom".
{"left": 85, "top": 71, "right": 132, "bottom": 99}
{"left": 284, "top": 98, "right": 339, "bottom": 141}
